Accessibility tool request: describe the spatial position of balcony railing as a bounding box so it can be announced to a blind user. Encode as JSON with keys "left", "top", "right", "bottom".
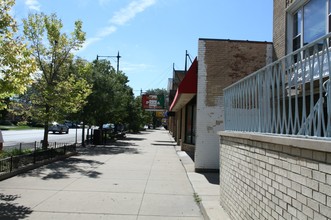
{"left": 224, "top": 33, "right": 331, "bottom": 139}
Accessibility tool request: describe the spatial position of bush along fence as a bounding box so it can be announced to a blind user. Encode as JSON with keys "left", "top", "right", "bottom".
{"left": 0, "top": 142, "right": 76, "bottom": 178}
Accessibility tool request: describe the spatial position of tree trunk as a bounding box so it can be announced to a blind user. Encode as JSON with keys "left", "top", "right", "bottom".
{"left": 42, "top": 121, "right": 49, "bottom": 149}
{"left": 42, "top": 105, "right": 50, "bottom": 149}
{"left": 82, "top": 121, "right": 85, "bottom": 147}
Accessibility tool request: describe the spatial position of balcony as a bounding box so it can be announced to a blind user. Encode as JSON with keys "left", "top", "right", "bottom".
{"left": 224, "top": 33, "right": 331, "bottom": 139}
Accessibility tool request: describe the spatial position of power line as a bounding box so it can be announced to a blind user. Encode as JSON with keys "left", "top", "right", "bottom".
{"left": 145, "top": 64, "right": 172, "bottom": 89}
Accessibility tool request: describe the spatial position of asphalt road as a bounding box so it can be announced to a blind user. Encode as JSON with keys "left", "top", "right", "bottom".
{"left": 1, "top": 128, "right": 88, "bottom": 150}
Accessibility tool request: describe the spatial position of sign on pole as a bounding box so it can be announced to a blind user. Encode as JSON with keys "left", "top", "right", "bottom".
{"left": 155, "top": 111, "right": 165, "bottom": 118}
{"left": 142, "top": 94, "right": 165, "bottom": 111}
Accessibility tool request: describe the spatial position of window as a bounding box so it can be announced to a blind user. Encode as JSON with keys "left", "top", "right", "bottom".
{"left": 290, "top": 0, "right": 329, "bottom": 52}
{"left": 303, "top": 0, "right": 326, "bottom": 45}
{"left": 185, "top": 99, "right": 196, "bottom": 145}
{"left": 293, "top": 9, "right": 302, "bottom": 51}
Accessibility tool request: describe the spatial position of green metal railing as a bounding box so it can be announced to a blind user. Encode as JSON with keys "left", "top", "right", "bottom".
{"left": 224, "top": 33, "right": 331, "bottom": 139}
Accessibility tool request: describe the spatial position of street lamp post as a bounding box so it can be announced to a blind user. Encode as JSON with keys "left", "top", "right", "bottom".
{"left": 96, "top": 51, "right": 121, "bottom": 73}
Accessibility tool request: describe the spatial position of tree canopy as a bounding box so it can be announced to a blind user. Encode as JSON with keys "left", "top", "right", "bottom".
{"left": 83, "top": 59, "right": 133, "bottom": 128}
{"left": 0, "top": 4, "right": 167, "bottom": 137}
{"left": 0, "top": 0, "right": 37, "bottom": 110}
{"left": 23, "top": 12, "right": 91, "bottom": 147}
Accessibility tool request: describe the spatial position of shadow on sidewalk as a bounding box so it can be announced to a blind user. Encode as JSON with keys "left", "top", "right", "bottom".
{"left": 151, "top": 140, "right": 177, "bottom": 147}
{"left": 152, "top": 143, "right": 177, "bottom": 146}
{"left": 124, "top": 137, "right": 146, "bottom": 141}
{"left": 138, "top": 130, "right": 157, "bottom": 133}
{"left": 200, "top": 172, "right": 220, "bottom": 185}
{"left": 0, "top": 193, "right": 32, "bottom": 220}
{"left": 78, "top": 145, "right": 140, "bottom": 156}
{"left": 19, "top": 157, "right": 104, "bottom": 180}
{"left": 81, "top": 133, "right": 143, "bottom": 156}
{"left": 16, "top": 139, "right": 142, "bottom": 180}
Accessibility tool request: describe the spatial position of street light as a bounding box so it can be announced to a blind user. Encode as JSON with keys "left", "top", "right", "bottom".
{"left": 96, "top": 51, "right": 121, "bottom": 74}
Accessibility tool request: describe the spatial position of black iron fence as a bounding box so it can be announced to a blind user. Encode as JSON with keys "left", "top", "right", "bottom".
{"left": 6, "top": 141, "right": 71, "bottom": 151}
{"left": 0, "top": 143, "right": 76, "bottom": 175}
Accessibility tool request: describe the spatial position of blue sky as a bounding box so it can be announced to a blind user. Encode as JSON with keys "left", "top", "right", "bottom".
{"left": 13, "top": 0, "right": 273, "bottom": 96}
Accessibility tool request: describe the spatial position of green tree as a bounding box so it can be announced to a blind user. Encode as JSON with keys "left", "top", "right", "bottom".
{"left": 145, "top": 88, "right": 168, "bottom": 97}
{"left": 83, "top": 59, "right": 115, "bottom": 128}
{"left": 126, "top": 95, "right": 151, "bottom": 132}
{"left": 0, "top": 0, "right": 37, "bottom": 110}
{"left": 7, "top": 95, "right": 32, "bottom": 125}
{"left": 23, "top": 13, "right": 90, "bottom": 148}
{"left": 83, "top": 59, "right": 133, "bottom": 128}
{"left": 111, "top": 72, "right": 133, "bottom": 124}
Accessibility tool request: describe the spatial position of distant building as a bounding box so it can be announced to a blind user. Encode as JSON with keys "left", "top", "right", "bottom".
{"left": 168, "top": 39, "right": 272, "bottom": 171}
{"left": 167, "top": 69, "right": 186, "bottom": 143}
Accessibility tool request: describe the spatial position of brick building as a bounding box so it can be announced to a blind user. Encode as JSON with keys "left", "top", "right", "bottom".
{"left": 168, "top": 39, "right": 272, "bottom": 171}
{"left": 168, "top": 69, "right": 186, "bottom": 144}
{"left": 219, "top": 0, "right": 331, "bottom": 219}
{"left": 195, "top": 39, "right": 272, "bottom": 171}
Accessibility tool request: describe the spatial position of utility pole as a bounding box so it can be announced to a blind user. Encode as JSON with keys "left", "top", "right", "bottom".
{"left": 116, "top": 51, "right": 120, "bottom": 74}
{"left": 185, "top": 50, "right": 187, "bottom": 73}
{"left": 96, "top": 51, "right": 121, "bottom": 73}
{"left": 184, "top": 50, "right": 193, "bottom": 73}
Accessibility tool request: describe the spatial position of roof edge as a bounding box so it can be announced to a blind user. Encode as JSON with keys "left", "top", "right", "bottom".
{"left": 198, "top": 38, "right": 273, "bottom": 44}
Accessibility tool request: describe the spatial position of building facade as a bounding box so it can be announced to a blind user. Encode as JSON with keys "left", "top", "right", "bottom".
{"left": 219, "top": 0, "right": 331, "bottom": 219}
{"left": 168, "top": 69, "right": 186, "bottom": 144}
{"left": 195, "top": 39, "right": 272, "bottom": 171}
{"left": 168, "top": 39, "right": 273, "bottom": 171}
{"left": 274, "top": 0, "right": 331, "bottom": 59}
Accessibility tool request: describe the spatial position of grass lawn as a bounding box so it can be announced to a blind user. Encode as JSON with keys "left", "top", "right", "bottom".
{"left": 0, "top": 125, "right": 43, "bottom": 131}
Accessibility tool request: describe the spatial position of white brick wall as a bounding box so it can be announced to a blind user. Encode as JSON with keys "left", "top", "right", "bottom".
{"left": 219, "top": 134, "right": 331, "bottom": 220}
{"left": 195, "top": 40, "right": 223, "bottom": 170}
{"left": 195, "top": 39, "right": 272, "bottom": 171}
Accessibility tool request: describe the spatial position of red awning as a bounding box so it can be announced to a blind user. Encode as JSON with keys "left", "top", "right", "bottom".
{"left": 170, "top": 58, "right": 197, "bottom": 111}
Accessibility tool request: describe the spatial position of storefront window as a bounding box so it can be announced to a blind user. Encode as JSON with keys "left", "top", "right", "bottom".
{"left": 185, "top": 99, "right": 196, "bottom": 145}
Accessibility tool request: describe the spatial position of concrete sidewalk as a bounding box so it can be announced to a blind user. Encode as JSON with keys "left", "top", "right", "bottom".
{"left": 176, "top": 147, "right": 231, "bottom": 220}
{"left": 0, "top": 129, "right": 204, "bottom": 219}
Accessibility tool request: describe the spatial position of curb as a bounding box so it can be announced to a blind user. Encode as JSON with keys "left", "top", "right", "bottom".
{"left": 175, "top": 147, "right": 231, "bottom": 220}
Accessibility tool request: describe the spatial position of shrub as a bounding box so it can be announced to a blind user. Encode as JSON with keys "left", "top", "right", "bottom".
{"left": 0, "top": 148, "right": 33, "bottom": 159}
{"left": 0, "top": 120, "right": 13, "bottom": 126}
{"left": 17, "top": 121, "right": 28, "bottom": 126}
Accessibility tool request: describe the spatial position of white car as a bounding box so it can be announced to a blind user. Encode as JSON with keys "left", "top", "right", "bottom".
{"left": 48, "top": 124, "right": 69, "bottom": 134}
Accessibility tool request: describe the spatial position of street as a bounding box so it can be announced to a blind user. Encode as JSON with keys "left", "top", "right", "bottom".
{"left": 1, "top": 128, "right": 88, "bottom": 150}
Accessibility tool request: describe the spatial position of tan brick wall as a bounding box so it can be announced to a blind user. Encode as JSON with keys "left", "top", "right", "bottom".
{"left": 195, "top": 39, "right": 272, "bottom": 170}
{"left": 202, "top": 39, "right": 272, "bottom": 106}
{"left": 220, "top": 135, "right": 331, "bottom": 220}
{"left": 273, "top": 0, "right": 287, "bottom": 60}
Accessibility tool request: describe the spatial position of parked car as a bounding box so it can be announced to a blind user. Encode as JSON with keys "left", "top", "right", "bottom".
{"left": 102, "top": 123, "right": 115, "bottom": 131}
{"left": 114, "top": 124, "right": 126, "bottom": 139}
{"left": 64, "top": 121, "right": 77, "bottom": 128}
{"left": 48, "top": 124, "right": 69, "bottom": 134}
